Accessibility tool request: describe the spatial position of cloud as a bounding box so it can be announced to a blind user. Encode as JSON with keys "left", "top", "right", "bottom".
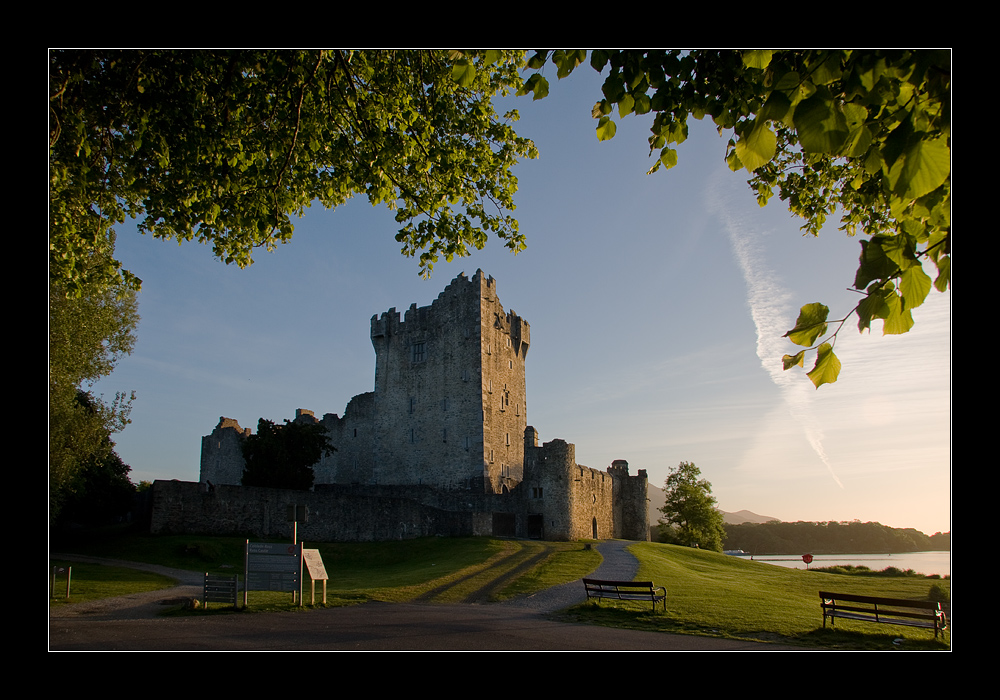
{"left": 707, "top": 172, "right": 844, "bottom": 489}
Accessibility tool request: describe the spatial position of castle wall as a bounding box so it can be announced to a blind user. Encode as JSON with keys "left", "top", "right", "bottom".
{"left": 479, "top": 272, "right": 529, "bottom": 494}
{"left": 302, "top": 394, "right": 376, "bottom": 485}
{"left": 200, "top": 418, "right": 250, "bottom": 486}
{"left": 521, "top": 428, "right": 649, "bottom": 542}
{"left": 150, "top": 480, "right": 477, "bottom": 541}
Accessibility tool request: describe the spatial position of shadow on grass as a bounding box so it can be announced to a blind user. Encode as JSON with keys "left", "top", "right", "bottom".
{"left": 550, "top": 602, "right": 950, "bottom": 650}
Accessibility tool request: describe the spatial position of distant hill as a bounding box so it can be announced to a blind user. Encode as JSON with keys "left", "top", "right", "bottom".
{"left": 721, "top": 509, "right": 779, "bottom": 525}
{"left": 645, "top": 485, "right": 777, "bottom": 527}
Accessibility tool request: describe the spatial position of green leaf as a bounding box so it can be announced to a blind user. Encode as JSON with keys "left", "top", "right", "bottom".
{"left": 882, "top": 291, "right": 915, "bottom": 334}
{"left": 854, "top": 238, "right": 901, "bottom": 290}
{"left": 526, "top": 52, "right": 548, "bottom": 69}
{"left": 659, "top": 147, "right": 678, "bottom": 169}
{"left": 742, "top": 50, "right": 773, "bottom": 69}
{"left": 888, "top": 135, "right": 950, "bottom": 202}
{"left": 734, "top": 120, "right": 777, "bottom": 172}
{"left": 759, "top": 90, "right": 793, "bottom": 126}
{"left": 782, "top": 351, "right": 805, "bottom": 370}
{"left": 899, "top": 264, "right": 932, "bottom": 308}
{"left": 879, "top": 232, "right": 919, "bottom": 271}
{"left": 618, "top": 94, "right": 635, "bottom": 118}
{"left": 933, "top": 255, "right": 950, "bottom": 292}
{"left": 596, "top": 116, "right": 617, "bottom": 141}
{"left": 552, "top": 50, "right": 586, "bottom": 79}
{"left": 451, "top": 59, "right": 476, "bottom": 88}
{"left": 726, "top": 149, "right": 743, "bottom": 172}
{"left": 807, "top": 343, "right": 841, "bottom": 388}
{"left": 785, "top": 303, "right": 830, "bottom": 347}
{"left": 517, "top": 73, "right": 549, "bottom": 100}
{"left": 793, "top": 89, "right": 849, "bottom": 154}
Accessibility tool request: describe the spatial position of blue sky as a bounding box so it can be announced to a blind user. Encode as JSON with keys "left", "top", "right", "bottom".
{"left": 93, "top": 64, "right": 951, "bottom": 536}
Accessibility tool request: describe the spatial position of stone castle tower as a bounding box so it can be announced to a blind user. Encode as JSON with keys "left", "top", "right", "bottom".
{"left": 369, "top": 270, "right": 529, "bottom": 493}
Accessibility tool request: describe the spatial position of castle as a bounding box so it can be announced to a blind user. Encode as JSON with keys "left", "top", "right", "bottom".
{"left": 156, "top": 270, "right": 648, "bottom": 542}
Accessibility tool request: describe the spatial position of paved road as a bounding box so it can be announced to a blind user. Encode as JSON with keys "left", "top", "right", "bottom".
{"left": 49, "top": 542, "right": 802, "bottom": 651}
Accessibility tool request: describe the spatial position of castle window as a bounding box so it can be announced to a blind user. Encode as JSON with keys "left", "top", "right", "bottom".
{"left": 506, "top": 433, "right": 510, "bottom": 446}
{"left": 412, "top": 342, "right": 426, "bottom": 362}
{"left": 410, "top": 428, "right": 416, "bottom": 443}
{"left": 442, "top": 398, "right": 449, "bottom": 411}
{"left": 490, "top": 449, "right": 494, "bottom": 463}
{"left": 409, "top": 396, "right": 416, "bottom": 414}
{"left": 442, "top": 428, "right": 447, "bottom": 442}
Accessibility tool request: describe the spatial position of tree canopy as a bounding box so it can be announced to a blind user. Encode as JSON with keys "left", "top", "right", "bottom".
{"left": 659, "top": 461, "right": 726, "bottom": 552}
{"left": 49, "top": 49, "right": 536, "bottom": 297}
{"left": 518, "top": 50, "right": 950, "bottom": 387}
{"left": 50, "top": 50, "right": 950, "bottom": 388}
{"left": 241, "top": 418, "right": 335, "bottom": 490}
{"left": 49, "top": 254, "right": 138, "bottom": 521}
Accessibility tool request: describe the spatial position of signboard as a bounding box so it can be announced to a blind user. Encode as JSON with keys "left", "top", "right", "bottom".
{"left": 203, "top": 573, "right": 238, "bottom": 607}
{"left": 303, "top": 549, "right": 328, "bottom": 581}
{"left": 245, "top": 542, "right": 301, "bottom": 592}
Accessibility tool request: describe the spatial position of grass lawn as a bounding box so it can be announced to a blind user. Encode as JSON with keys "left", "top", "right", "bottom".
{"left": 554, "top": 541, "right": 950, "bottom": 650}
{"left": 49, "top": 559, "right": 177, "bottom": 606}
{"left": 52, "top": 531, "right": 950, "bottom": 649}
{"left": 51, "top": 532, "right": 600, "bottom": 611}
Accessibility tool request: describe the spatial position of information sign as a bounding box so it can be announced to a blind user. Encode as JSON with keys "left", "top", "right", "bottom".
{"left": 245, "top": 542, "right": 301, "bottom": 593}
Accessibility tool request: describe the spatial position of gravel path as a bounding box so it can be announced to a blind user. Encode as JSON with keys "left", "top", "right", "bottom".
{"left": 500, "top": 540, "right": 638, "bottom": 612}
{"left": 49, "top": 554, "right": 210, "bottom": 621}
{"left": 50, "top": 539, "right": 639, "bottom": 619}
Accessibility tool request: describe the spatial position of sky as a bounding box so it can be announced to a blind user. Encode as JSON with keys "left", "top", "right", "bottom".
{"left": 90, "top": 64, "right": 951, "bottom": 536}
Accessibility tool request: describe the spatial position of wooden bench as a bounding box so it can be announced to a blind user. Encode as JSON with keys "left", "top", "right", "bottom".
{"left": 819, "top": 591, "right": 948, "bottom": 638}
{"left": 583, "top": 578, "right": 666, "bottom": 612}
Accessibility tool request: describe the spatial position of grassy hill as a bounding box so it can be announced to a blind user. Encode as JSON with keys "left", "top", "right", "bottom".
{"left": 562, "top": 541, "right": 950, "bottom": 650}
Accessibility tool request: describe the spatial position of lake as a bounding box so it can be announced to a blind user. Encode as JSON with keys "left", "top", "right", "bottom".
{"left": 736, "top": 551, "right": 950, "bottom": 577}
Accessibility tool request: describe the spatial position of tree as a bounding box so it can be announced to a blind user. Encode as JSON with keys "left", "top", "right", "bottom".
{"left": 659, "top": 461, "right": 726, "bottom": 552}
{"left": 55, "top": 408, "right": 137, "bottom": 528}
{"left": 518, "top": 50, "right": 950, "bottom": 387}
{"left": 49, "top": 249, "right": 139, "bottom": 521}
{"left": 49, "top": 49, "right": 536, "bottom": 297}
{"left": 241, "top": 418, "right": 335, "bottom": 490}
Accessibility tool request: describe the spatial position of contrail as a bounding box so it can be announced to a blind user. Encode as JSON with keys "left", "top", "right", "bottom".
{"left": 708, "top": 172, "right": 844, "bottom": 489}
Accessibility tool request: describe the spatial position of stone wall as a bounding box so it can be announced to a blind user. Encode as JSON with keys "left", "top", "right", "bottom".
{"left": 151, "top": 480, "right": 480, "bottom": 542}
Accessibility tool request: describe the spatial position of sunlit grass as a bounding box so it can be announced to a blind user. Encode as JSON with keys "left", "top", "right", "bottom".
{"left": 555, "top": 541, "right": 950, "bottom": 650}
{"left": 495, "top": 541, "right": 602, "bottom": 600}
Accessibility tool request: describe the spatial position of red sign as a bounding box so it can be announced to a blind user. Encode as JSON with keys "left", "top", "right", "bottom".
{"left": 802, "top": 553, "right": 814, "bottom": 564}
